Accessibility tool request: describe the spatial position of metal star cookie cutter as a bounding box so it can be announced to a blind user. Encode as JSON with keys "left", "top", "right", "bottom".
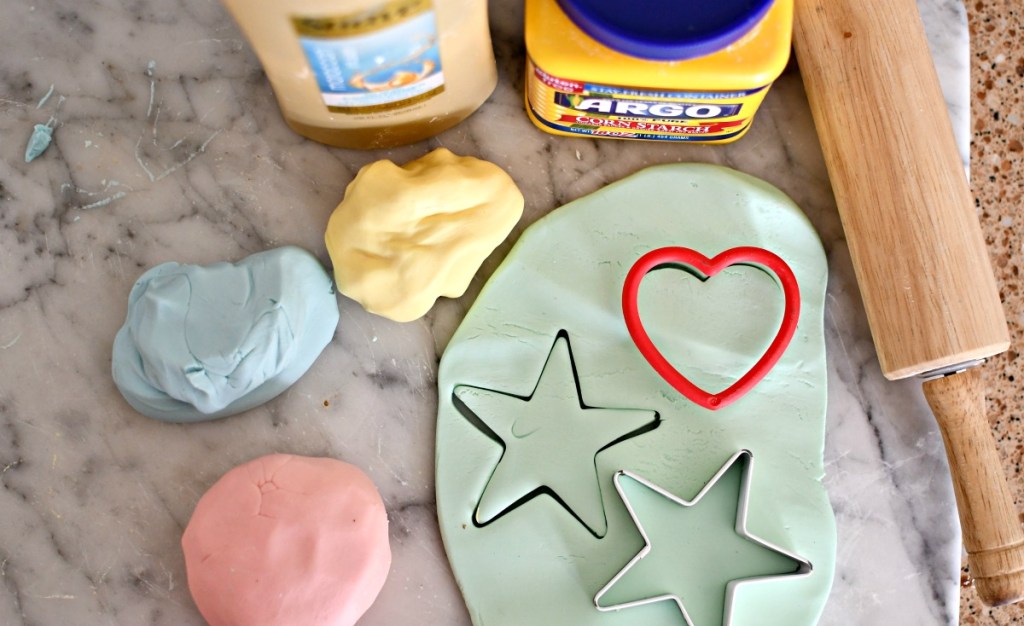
{"left": 451, "top": 330, "right": 660, "bottom": 538}
{"left": 593, "top": 449, "right": 813, "bottom": 625}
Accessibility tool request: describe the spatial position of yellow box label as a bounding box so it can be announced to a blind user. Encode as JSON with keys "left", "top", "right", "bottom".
{"left": 526, "top": 59, "right": 770, "bottom": 142}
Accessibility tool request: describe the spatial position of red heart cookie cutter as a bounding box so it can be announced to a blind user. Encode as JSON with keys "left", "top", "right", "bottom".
{"left": 621, "top": 246, "right": 800, "bottom": 411}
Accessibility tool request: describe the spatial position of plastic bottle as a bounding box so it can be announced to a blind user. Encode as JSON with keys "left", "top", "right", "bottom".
{"left": 220, "top": 0, "right": 497, "bottom": 149}
{"left": 524, "top": 0, "right": 792, "bottom": 143}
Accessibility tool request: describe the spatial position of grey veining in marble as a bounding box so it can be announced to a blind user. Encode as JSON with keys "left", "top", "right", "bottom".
{"left": 0, "top": 0, "right": 969, "bottom": 624}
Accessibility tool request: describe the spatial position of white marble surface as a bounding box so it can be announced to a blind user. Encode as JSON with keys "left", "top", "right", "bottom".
{"left": 0, "top": 0, "right": 970, "bottom": 624}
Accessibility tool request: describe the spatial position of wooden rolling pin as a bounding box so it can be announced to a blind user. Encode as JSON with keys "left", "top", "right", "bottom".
{"left": 792, "top": 0, "right": 1024, "bottom": 607}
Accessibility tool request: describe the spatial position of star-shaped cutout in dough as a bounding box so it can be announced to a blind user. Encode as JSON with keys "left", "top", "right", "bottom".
{"left": 453, "top": 332, "right": 659, "bottom": 538}
{"left": 594, "top": 450, "right": 812, "bottom": 625}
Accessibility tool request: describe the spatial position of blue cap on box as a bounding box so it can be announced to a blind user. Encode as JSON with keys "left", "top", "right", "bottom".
{"left": 556, "top": 0, "right": 774, "bottom": 60}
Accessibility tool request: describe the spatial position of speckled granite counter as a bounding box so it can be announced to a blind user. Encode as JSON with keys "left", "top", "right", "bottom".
{"left": 964, "top": 1, "right": 1024, "bottom": 624}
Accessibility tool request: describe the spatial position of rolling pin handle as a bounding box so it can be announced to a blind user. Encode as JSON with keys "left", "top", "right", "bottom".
{"left": 923, "top": 367, "right": 1024, "bottom": 606}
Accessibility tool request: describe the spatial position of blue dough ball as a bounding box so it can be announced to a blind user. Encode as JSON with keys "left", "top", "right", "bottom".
{"left": 112, "top": 246, "right": 339, "bottom": 422}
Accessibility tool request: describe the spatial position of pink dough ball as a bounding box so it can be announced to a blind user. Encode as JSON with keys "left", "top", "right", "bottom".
{"left": 182, "top": 454, "right": 391, "bottom": 626}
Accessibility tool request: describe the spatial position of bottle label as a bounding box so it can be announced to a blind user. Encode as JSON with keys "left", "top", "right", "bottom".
{"left": 526, "top": 59, "right": 769, "bottom": 142}
{"left": 293, "top": 0, "right": 444, "bottom": 113}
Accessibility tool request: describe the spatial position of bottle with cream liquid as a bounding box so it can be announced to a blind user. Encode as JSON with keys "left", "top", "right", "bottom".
{"left": 220, "top": 0, "right": 497, "bottom": 149}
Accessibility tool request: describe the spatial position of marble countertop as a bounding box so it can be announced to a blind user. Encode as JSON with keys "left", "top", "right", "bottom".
{"left": 0, "top": 1, "right": 993, "bottom": 624}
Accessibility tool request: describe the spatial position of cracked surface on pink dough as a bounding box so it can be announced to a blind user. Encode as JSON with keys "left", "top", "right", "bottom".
{"left": 182, "top": 454, "right": 390, "bottom": 626}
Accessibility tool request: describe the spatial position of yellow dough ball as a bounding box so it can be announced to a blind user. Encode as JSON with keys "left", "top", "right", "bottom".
{"left": 325, "top": 148, "right": 524, "bottom": 322}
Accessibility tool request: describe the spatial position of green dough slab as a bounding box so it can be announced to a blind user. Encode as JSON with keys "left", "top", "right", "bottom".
{"left": 435, "top": 164, "right": 836, "bottom": 626}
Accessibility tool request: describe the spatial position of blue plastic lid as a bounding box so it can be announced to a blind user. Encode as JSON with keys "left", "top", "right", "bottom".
{"left": 556, "top": 0, "right": 774, "bottom": 60}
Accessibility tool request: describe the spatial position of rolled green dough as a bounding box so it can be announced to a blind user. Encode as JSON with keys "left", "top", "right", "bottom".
{"left": 435, "top": 164, "right": 836, "bottom": 625}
